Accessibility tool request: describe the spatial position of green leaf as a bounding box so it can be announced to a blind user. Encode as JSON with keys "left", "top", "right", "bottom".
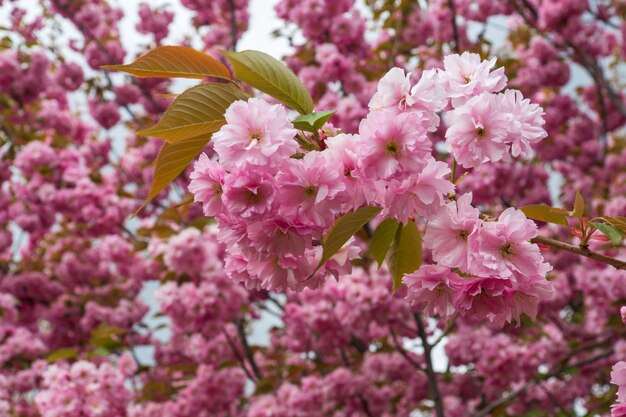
{"left": 603, "top": 216, "right": 626, "bottom": 233}
{"left": 370, "top": 218, "right": 399, "bottom": 267}
{"left": 137, "top": 83, "right": 249, "bottom": 143}
{"left": 572, "top": 190, "right": 585, "bottom": 218}
{"left": 520, "top": 204, "right": 568, "bottom": 225}
{"left": 551, "top": 190, "right": 585, "bottom": 218}
{"left": 136, "top": 135, "right": 211, "bottom": 214}
{"left": 388, "top": 220, "right": 422, "bottom": 291}
{"left": 311, "top": 206, "right": 381, "bottom": 275}
{"left": 46, "top": 347, "right": 78, "bottom": 363}
{"left": 102, "top": 46, "right": 231, "bottom": 80}
{"left": 590, "top": 222, "right": 623, "bottom": 247}
{"left": 292, "top": 110, "right": 336, "bottom": 132}
{"left": 223, "top": 50, "right": 314, "bottom": 114}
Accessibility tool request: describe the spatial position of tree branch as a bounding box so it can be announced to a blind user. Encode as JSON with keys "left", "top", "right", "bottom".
{"left": 415, "top": 313, "right": 445, "bottom": 417}
{"left": 531, "top": 235, "right": 626, "bottom": 270}
{"left": 236, "top": 319, "right": 263, "bottom": 380}
{"left": 222, "top": 327, "right": 256, "bottom": 381}
{"left": 447, "top": 0, "right": 460, "bottom": 53}
{"left": 227, "top": 0, "right": 238, "bottom": 51}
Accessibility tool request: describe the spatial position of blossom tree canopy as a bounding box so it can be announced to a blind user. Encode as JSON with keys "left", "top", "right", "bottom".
{"left": 1, "top": 0, "right": 626, "bottom": 417}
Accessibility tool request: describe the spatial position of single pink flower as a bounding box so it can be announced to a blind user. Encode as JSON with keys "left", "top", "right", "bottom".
{"left": 368, "top": 67, "right": 412, "bottom": 111}
{"left": 446, "top": 92, "right": 509, "bottom": 169}
{"left": 468, "top": 208, "right": 548, "bottom": 279}
{"left": 498, "top": 89, "right": 547, "bottom": 158}
{"left": 223, "top": 171, "right": 276, "bottom": 220}
{"left": 188, "top": 153, "right": 225, "bottom": 217}
{"left": 358, "top": 110, "right": 431, "bottom": 180}
{"left": 439, "top": 52, "right": 507, "bottom": 107}
{"left": 277, "top": 151, "right": 346, "bottom": 228}
{"left": 212, "top": 98, "right": 298, "bottom": 170}
{"left": 403, "top": 265, "right": 462, "bottom": 318}
{"left": 423, "top": 193, "right": 481, "bottom": 272}
{"left": 454, "top": 276, "right": 512, "bottom": 325}
{"left": 384, "top": 157, "right": 454, "bottom": 223}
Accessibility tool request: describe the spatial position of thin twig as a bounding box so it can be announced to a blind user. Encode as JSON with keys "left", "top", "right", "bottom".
{"left": 389, "top": 328, "right": 425, "bottom": 372}
{"left": 222, "top": 327, "right": 256, "bottom": 381}
{"left": 236, "top": 319, "right": 263, "bottom": 380}
{"left": 531, "top": 235, "right": 626, "bottom": 270}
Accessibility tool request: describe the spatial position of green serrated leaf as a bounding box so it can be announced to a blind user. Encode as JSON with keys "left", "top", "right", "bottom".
{"left": 292, "top": 110, "right": 336, "bottom": 132}
{"left": 388, "top": 220, "right": 422, "bottom": 291}
{"left": 310, "top": 206, "right": 381, "bottom": 276}
{"left": 590, "top": 222, "right": 623, "bottom": 247}
{"left": 370, "top": 218, "right": 399, "bottom": 267}
{"left": 223, "top": 50, "right": 314, "bottom": 114}
{"left": 46, "top": 347, "right": 78, "bottom": 363}
{"left": 520, "top": 204, "right": 568, "bottom": 225}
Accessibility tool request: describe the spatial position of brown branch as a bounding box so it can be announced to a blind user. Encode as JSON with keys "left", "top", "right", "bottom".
{"left": 236, "top": 319, "right": 263, "bottom": 380}
{"left": 415, "top": 313, "right": 445, "bottom": 417}
{"left": 531, "top": 235, "right": 626, "bottom": 270}
{"left": 389, "top": 328, "right": 425, "bottom": 372}
{"left": 447, "top": 0, "right": 460, "bottom": 53}
{"left": 222, "top": 327, "right": 256, "bottom": 381}
{"left": 227, "top": 0, "right": 238, "bottom": 51}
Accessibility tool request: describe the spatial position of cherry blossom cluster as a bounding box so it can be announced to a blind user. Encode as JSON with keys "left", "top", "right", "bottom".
{"left": 189, "top": 52, "right": 551, "bottom": 313}
{"left": 406, "top": 196, "right": 553, "bottom": 325}
{"left": 35, "top": 358, "right": 135, "bottom": 417}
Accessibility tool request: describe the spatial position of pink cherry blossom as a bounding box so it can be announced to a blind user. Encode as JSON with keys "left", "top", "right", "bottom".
{"left": 277, "top": 152, "right": 346, "bottom": 227}
{"left": 384, "top": 157, "right": 454, "bottom": 222}
{"left": 468, "top": 208, "right": 548, "bottom": 279}
{"left": 498, "top": 89, "right": 548, "bottom": 158}
{"left": 439, "top": 51, "right": 507, "bottom": 107}
{"left": 613, "top": 361, "right": 626, "bottom": 402}
{"left": 188, "top": 153, "right": 225, "bottom": 217}
{"left": 368, "top": 67, "right": 411, "bottom": 111}
{"left": 223, "top": 170, "right": 276, "bottom": 220}
{"left": 445, "top": 92, "right": 510, "bottom": 169}
{"left": 423, "top": 192, "right": 481, "bottom": 271}
{"left": 403, "top": 265, "right": 462, "bottom": 318}
{"left": 358, "top": 110, "right": 431, "bottom": 180}
{"left": 212, "top": 98, "right": 298, "bottom": 170}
